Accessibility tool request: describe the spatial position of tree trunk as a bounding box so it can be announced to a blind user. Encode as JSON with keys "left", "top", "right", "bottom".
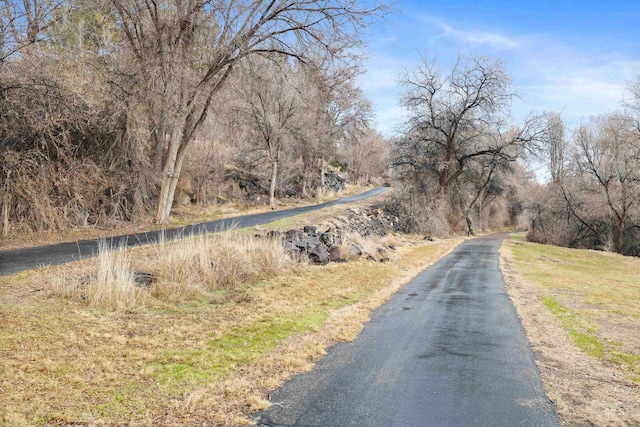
{"left": 319, "top": 155, "right": 325, "bottom": 194}
{"left": 269, "top": 159, "right": 278, "bottom": 209}
{"left": 197, "top": 179, "right": 206, "bottom": 207}
{"left": 155, "top": 126, "right": 183, "bottom": 224}
{"left": 614, "top": 217, "right": 625, "bottom": 254}
{"left": 465, "top": 215, "right": 473, "bottom": 236}
{"left": 477, "top": 193, "right": 485, "bottom": 229}
{"left": 2, "top": 191, "right": 9, "bottom": 238}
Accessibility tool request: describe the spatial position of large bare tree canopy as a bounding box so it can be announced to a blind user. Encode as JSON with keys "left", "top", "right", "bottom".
{"left": 107, "top": 0, "right": 386, "bottom": 223}
{"left": 393, "top": 56, "right": 545, "bottom": 196}
{"left": 528, "top": 112, "right": 640, "bottom": 255}
{"left": 233, "top": 56, "right": 301, "bottom": 209}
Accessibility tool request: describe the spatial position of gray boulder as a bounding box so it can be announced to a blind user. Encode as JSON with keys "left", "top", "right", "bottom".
{"left": 133, "top": 271, "right": 156, "bottom": 288}
{"left": 320, "top": 232, "right": 335, "bottom": 245}
{"left": 349, "top": 245, "right": 363, "bottom": 258}
{"left": 308, "top": 245, "right": 330, "bottom": 265}
{"left": 285, "top": 229, "right": 304, "bottom": 240}
{"left": 303, "top": 237, "right": 322, "bottom": 248}
{"left": 328, "top": 245, "right": 341, "bottom": 262}
{"left": 284, "top": 239, "right": 308, "bottom": 253}
{"left": 323, "top": 168, "right": 346, "bottom": 192}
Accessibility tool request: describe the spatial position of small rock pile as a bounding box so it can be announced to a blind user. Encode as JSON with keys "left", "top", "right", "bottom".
{"left": 264, "top": 225, "right": 343, "bottom": 265}
{"left": 259, "top": 206, "right": 402, "bottom": 265}
{"left": 340, "top": 206, "right": 401, "bottom": 237}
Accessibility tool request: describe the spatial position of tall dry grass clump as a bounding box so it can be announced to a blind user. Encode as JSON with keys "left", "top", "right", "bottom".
{"left": 243, "top": 234, "right": 292, "bottom": 279}
{"left": 48, "top": 232, "right": 294, "bottom": 306}
{"left": 150, "top": 231, "right": 292, "bottom": 302}
{"left": 152, "top": 232, "right": 216, "bottom": 302}
{"left": 85, "top": 241, "right": 148, "bottom": 311}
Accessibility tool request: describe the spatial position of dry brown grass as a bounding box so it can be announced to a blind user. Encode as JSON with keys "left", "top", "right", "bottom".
{"left": 48, "top": 241, "right": 148, "bottom": 312}
{"left": 501, "top": 236, "right": 640, "bottom": 426}
{"left": 89, "top": 242, "right": 148, "bottom": 311}
{"left": 0, "top": 227, "right": 461, "bottom": 426}
{"left": 45, "top": 231, "right": 293, "bottom": 309}
{"left": 149, "top": 231, "right": 292, "bottom": 299}
{"left": 339, "top": 231, "right": 390, "bottom": 262}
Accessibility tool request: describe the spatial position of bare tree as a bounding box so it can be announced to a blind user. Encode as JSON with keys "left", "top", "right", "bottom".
{"left": 183, "top": 117, "right": 233, "bottom": 206}
{"left": 529, "top": 112, "right": 640, "bottom": 254}
{"left": 571, "top": 114, "right": 640, "bottom": 253}
{"left": 542, "top": 111, "right": 568, "bottom": 184}
{"left": 341, "top": 127, "right": 388, "bottom": 185}
{"left": 1, "top": 0, "right": 62, "bottom": 63}
{"left": 458, "top": 154, "right": 505, "bottom": 235}
{"left": 233, "top": 56, "right": 300, "bottom": 209}
{"left": 393, "top": 55, "right": 544, "bottom": 197}
{"left": 293, "top": 52, "right": 369, "bottom": 194}
{"left": 107, "top": 0, "right": 385, "bottom": 223}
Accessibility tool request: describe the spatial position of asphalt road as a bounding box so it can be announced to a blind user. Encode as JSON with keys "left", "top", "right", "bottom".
{"left": 254, "top": 234, "right": 558, "bottom": 427}
{"left": 0, "top": 187, "right": 388, "bottom": 276}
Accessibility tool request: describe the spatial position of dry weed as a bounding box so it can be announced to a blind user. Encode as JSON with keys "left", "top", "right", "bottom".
{"left": 85, "top": 241, "right": 147, "bottom": 311}
{"left": 340, "top": 231, "right": 394, "bottom": 262}
{"left": 46, "top": 241, "right": 147, "bottom": 311}
{"left": 153, "top": 232, "right": 218, "bottom": 289}
{"left": 46, "top": 274, "right": 80, "bottom": 300}
{"left": 245, "top": 236, "right": 291, "bottom": 280}
{"left": 148, "top": 231, "right": 293, "bottom": 301}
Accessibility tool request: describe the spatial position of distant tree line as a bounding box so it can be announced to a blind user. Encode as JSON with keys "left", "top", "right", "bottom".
{"left": 528, "top": 108, "right": 640, "bottom": 256}
{"left": 390, "top": 54, "right": 640, "bottom": 256}
{"left": 0, "top": 0, "right": 389, "bottom": 236}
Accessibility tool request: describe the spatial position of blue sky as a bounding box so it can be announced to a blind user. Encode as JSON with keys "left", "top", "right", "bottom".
{"left": 360, "top": 0, "right": 640, "bottom": 136}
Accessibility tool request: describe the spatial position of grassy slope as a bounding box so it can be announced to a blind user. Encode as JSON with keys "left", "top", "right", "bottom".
{"left": 0, "top": 230, "right": 460, "bottom": 426}
{"left": 502, "top": 235, "right": 640, "bottom": 426}
{"left": 508, "top": 236, "right": 639, "bottom": 379}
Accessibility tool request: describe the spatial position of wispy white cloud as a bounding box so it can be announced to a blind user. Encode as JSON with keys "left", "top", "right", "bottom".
{"left": 426, "top": 17, "right": 521, "bottom": 50}
{"left": 358, "top": 52, "right": 407, "bottom": 136}
{"left": 512, "top": 49, "right": 640, "bottom": 123}
{"left": 359, "top": 56, "right": 403, "bottom": 90}
{"left": 359, "top": 12, "right": 640, "bottom": 136}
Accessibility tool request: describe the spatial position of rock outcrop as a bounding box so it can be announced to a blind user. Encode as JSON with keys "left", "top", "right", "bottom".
{"left": 258, "top": 205, "right": 401, "bottom": 265}
{"left": 323, "top": 168, "right": 346, "bottom": 192}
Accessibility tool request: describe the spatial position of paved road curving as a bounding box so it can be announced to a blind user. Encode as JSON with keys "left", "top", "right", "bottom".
{"left": 254, "top": 234, "right": 558, "bottom": 427}
{"left": 0, "top": 187, "right": 388, "bottom": 276}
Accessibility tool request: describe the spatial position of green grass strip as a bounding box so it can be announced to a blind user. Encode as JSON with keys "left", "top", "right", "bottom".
{"left": 541, "top": 295, "right": 604, "bottom": 358}
{"left": 149, "top": 306, "right": 329, "bottom": 390}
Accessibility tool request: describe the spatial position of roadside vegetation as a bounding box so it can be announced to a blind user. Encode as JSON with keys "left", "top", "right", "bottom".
{"left": 526, "top": 108, "right": 640, "bottom": 257}
{"left": 501, "top": 235, "right": 640, "bottom": 426}
{"left": 0, "top": 0, "right": 390, "bottom": 240}
{"left": 0, "top": 205, "right": 462, "bottom": 426}
{"left": 3, "top": 0, "right": 640, "bottom": 425}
